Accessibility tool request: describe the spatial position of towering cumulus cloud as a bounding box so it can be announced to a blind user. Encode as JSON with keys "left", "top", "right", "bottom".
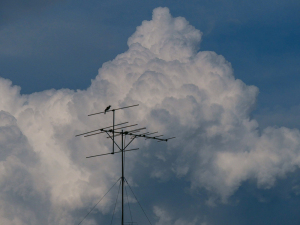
{"left": 1, "top": 7, "right": 300, "bottom": 224}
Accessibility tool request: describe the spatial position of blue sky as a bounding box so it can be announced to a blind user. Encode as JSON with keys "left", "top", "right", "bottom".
{"left": 1, "top": 1, "right": 300, "bottom": 225}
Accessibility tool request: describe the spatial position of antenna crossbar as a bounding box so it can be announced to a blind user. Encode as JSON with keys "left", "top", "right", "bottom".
{"left": 145, "top": 134, "right": 163, "bottom": 139}
{"left": 157, "top": 137, "right": 176, "bottom": 142}
{"left": 86, "top": 148, "right": 139, "bottom": 158}
{"left": 84, "top": 124, "right": 138, "bottom": 137}
{"left": 75, "top": 122, "right": 128, "bottom": 137}
{"left": 109, "top": 127, "right": 146, "bottom": 138}
{"left": 139, "top": 131, "right": 158, "bottom": 136}
{"left": 100, "top": 129, "right": 168, "bottom": 141}
{"left": 88, "top": 104, "right": 139, "bottom": 116}
{"left": 109, "top": 124, "right": 138, "bottom": 132}
{"left": 124, "top": 127, "right": 146, "bottom": 134}
{"left": 124, "top": 131, "right": 168, "bottom": 141}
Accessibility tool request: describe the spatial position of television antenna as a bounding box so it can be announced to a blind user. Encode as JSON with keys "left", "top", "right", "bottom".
{"left": 76, "top": 104, "right": 175, "bottom": 225}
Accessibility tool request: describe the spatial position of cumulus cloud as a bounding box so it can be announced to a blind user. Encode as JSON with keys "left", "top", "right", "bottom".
{"left": 0, "top": 110, "right": 49, "bottom": 225}
{"left": 1, "top": 6, "right": 300, "bottom": 224}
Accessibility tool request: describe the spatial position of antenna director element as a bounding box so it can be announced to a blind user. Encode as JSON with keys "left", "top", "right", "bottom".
{"left": 88, "top": 104, "right": 139, "bottom": 116}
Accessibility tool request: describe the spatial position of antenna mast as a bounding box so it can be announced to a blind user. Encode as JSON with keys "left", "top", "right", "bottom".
{"left": 76, "top": 104, "right": 175, "bottom": 225}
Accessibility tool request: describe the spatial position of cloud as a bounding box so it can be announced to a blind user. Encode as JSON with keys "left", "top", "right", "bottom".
{"left": 0, "top": 6, "right": 300, "bottom": 224}
{"left": 0, "top": 110, "right": 49, "bottom": 225}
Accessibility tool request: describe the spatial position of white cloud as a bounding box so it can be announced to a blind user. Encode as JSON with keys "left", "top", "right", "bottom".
{"left": 0, "top": 6, "right": 300, "bottom": 224}
{"left": 0, "top": 110, "right": 48, "bottom": 225}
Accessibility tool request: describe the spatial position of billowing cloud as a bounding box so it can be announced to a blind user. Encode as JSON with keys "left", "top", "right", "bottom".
{"left": 1, "top": 7, "right": 300, "bottom": 224}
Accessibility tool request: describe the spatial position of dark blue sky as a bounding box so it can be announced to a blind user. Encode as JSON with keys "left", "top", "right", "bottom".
{"left": 1, "top": 1, "right": 300, "bottom": 224}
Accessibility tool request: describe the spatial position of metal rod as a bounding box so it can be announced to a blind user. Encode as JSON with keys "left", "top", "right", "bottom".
{"left": 113, "top": 110, "right": 115, "bottom": 154}
{"left": 105, "top": 131, "right": 121, "bottom": 150}
{"left": 128, "top": 130, "right": 143, "bottom": 134}
{"left": 125, "top": 127, "right": 146, "bottom": 134}
{"left": 124, "top": 136, "right": 136, "bottom": 150}
{"left": 110, "top": 127, "right": 146, "bottom": 138}
{"left": 137, "top": 131, "right": 158, "bottom": 137}
{"left": 88, "top": 104, "right": 139, "bottom": 116}
{"left": 130, "top": 131, "right": 158, "bottom": 138}
{"left": 107, "top": 131, "right": 167, "bottom": 141}
{"left": 86, "top": 148, "right": 139, "bottom": 158}
{"left": 113, "top": 124, "right": 138, "bottom": 131}
{"left": 145, "top": 135, "right": 163, "bottom": 139}
{"left": 86, "top": 152, "right": 113, "bottom": 158}
{"left": 123, "top": 148, "right": 139, "bottom": 152}
{"left": 122, "top": 130, "right": 124, "bottom": 225}
{"left": 75, "top": 122, "right": 128, "bottom": 136}
{"left": 157, "top": 137, "right": 176, "bottom": 142}
{"left": 167, "top": 137, "right": 176, "bottom": 140}
{"left": 84, "top": 124, "right": 138, "bottom": 137}
{"left": 109, "top": 131, "right": 167, "bottom": 141}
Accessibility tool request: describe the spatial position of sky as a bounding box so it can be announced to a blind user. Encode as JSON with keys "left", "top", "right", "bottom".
{"left": 0, "top": 1, "right": 300, "bottom": 225}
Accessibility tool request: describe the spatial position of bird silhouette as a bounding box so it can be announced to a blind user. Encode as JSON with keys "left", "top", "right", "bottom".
{"left": 104, "top": 105, "right": 111, "bottom": 114}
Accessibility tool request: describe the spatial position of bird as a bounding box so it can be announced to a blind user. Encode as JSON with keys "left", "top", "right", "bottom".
{"left": 104, "top": 105, "right": 111, "bottom": 114}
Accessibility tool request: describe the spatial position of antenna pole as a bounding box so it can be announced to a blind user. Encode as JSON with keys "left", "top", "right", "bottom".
{"left": 113, "top": 110, "right": 115, "bottom": 154}
{"left": 121, "top": 130, "right": 124, "bottom": 225}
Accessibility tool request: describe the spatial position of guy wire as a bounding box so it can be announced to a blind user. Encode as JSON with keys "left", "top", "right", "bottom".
{"left": 125, "top": 178, "right": 152, "bottom": 225}
{"left": 125, "top": 184, "right": 133, "bottom": 223}
{"left": 110, "top": 179, "right": 122, "bottom": 225}
{"left": 77, "top": 177, "right": 121, "bottom": 225}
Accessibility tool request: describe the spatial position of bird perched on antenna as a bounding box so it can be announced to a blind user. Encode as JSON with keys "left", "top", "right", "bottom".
{"left": 104, "top": 105, "right": 111, "bottom": 114}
